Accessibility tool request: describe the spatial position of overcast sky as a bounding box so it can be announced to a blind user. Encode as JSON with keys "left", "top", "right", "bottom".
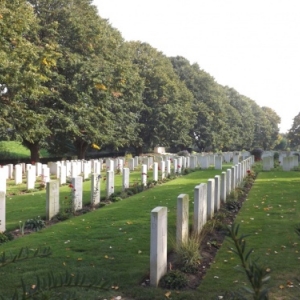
{"left": 92, "top": 0, "right": 300, "bottom": 133}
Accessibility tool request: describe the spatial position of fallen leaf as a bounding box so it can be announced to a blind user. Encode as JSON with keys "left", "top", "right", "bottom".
{"left": 165, "top": 291, "right": 171, "bottom": 298}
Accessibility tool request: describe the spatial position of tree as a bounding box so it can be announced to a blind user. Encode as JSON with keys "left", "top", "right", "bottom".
{"left": 0, "top": 0, "right": 58, "bottom": 161}
{"left": 127, "top": 43, "right": 195, "bottom": 154}
{"left": 224, "top": 87, "right": 255, "bottom": 150}
{"left": 261, "top": 106, "right": 281, "bottom": 149}
{"left": 170, "top": 56, "right": 232, "bottom": 151}
{"left": 29, "top": 0, "right": 144, "bottom": 159}
{"left": 288, "top": 112, "right": 300, "bottom": 149}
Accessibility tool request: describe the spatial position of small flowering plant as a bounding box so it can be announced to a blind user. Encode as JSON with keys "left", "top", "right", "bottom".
{"left": 244, "top": 169, "right": 256, "bottom": 187}
{"left": 246, "top": 169, "right": 255, "bottom": 179}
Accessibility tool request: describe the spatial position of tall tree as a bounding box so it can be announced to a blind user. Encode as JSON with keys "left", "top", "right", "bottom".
{"left": 261, "top": 106, "right": 281, "bottom": 149}
{"left": 170, "top": 56, "right": 231, "bottom": 151}
{"left": 0, "top": 0, "right": 58, "bottom": 161}
{"left": 29, "top": 0, "right": 144, "bottom": 159}
{"left": 224, "top": 87, "right": 255, "bottom": 150}
{"left": 288, "top": 112, "right": 300, "bottom": 149}
{"left": 128, "top": 43, "right": 195, "bottom": 154}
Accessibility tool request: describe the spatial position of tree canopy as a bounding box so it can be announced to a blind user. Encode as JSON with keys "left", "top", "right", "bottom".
{"left": 0, "top": 1, "right": 281, "bottom": 160}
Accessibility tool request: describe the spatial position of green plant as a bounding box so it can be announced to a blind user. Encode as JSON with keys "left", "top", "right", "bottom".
{"left": 0, "top": 247, "right": 52, "bottom": 268}
{"left": 159, "top": 270, "right": 188, "bottom": 290}
{"left": 12, "top": 271, "right": 108, "bottom": 299}
{"left": 0, "top": 247, "right": 108, "bottom": 299}
{"left": 54, "top": 211, "right": 71, "bottom": 221}
{"left": 24, "top": 216, "right": 45, "bottom": 232}
{"left": 204, "top": 211, "right": 227, "bottom": 232}
{"left": 183, "top": 168, "right": 190, "bottom": 175}
{"left": 177, "top": 150, "right": 190, "bottom": 157}
{"left": 19, "top": 220, "right": 25, "bottom": 236}
{"left": 174, "top": 233, "right": 202, "bottom": 274}
{"left": 225, "top": 199, "right": 241, "bottom": 212}
{"left": 273, "top": 152, "right": 279, "bottom": 160}
{"left": 294, "top": 223, "right": 300, "bottom": 238}
{"left": 0, "top": 232, "right": 9, "bottom": 245}
{"left": 0, "top": 231, "right": 14, "bottom": 245}
{"left": 109, "top": 192, "right": 122, "bottom": 202}
{"left": 225, "top": 223, "right": 270, "bottom": 299}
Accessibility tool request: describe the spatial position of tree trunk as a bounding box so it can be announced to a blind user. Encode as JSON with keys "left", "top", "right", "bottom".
{"left": 134, "top": 146, "right": 143, "bottom": 156}
{"left": 22, "top": 140, "right": 40, "bottom": 162}
{"left": 74, "top": 138, "right": 88, "bottom": 159}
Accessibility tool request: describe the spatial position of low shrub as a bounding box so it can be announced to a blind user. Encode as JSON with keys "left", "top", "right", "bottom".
{"left": 174, "top": 233, "right": 202, "bottom": 274}
{"left": 24, "top": 216, "right": 46, "bottom": 232}
{"left": 160, "top": 270, "right": 188, "bottom": 290}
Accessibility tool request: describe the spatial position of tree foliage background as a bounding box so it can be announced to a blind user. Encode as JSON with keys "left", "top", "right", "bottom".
{"left": 0, "top": 0, "right": 283, "bottom": 161}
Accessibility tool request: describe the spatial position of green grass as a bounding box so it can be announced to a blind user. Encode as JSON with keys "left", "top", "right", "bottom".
{"left": 0, "top": 141, "right": 49, "bottom": 159}
{"left": 1, "top": 166, "right": 232, "bottom": 299}
{"left": 3, "top": 166, "right": 300, "bottom": 299}
{"left": 197, "top": 171, "right": 300, "bottom": 299}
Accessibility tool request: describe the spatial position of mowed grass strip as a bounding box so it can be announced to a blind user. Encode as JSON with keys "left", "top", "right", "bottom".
{"left": 5, "top": 169, "right": 148, "bottom": 231}
{"left": 197, "top": 171, "right": 300, "bottom": 299}
{"left": 1, "top": 167, "right": 231, "bottom": 299}
{"left": 0, "top": 141, "right": 49, "bottom": 159}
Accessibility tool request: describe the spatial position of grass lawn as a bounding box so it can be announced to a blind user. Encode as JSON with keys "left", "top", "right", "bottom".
{"left": 0, "top": 166, "right": 231, "bottom": 299}
{"left": 197, "top": 170, "right": 300, "bottom": 299}
{"left": 0, "top": 141, "right": 49, "bottom": 159}
{"left": 2, "top": 166, "right": 300, "bottom": 299}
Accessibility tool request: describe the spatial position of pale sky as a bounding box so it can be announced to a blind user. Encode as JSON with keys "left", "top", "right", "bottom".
{"left": 92, "top": 0, "right": 300, "bottom": 133}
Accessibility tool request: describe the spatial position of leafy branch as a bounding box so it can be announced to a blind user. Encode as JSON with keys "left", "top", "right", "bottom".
{"left": 0, "top": 247, "right": 108, "bottom": 299}
{"left": 226, "top": 223, "right": 270, "bottom": 300}
{"left": 0, "top": 247, "right": 52, "bottom": 268}
{"left": 9, "top": 271, "right": 108, "bottom": 299}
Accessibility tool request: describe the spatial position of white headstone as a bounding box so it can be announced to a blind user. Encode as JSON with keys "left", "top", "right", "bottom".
{"left": 14, "top": 164, "right": 22, "bottom": 185}
{"left": 161, "top": 161, "right": 166, "bottom": 179}
{"left": 122, "top": 168, "right": 129, "bottom": 191}
{"left": 71, "top": 176, "right": 83, "bottom": 211}
{"left": 46, "top": 180, "right": 60, "bottom": 220}
{"left": 8, "top": 164, "right": 13, "bottom": 179}
{"left": 106, "top": 170, "right": 114, "bottom": 198}
{"left": 231, "top": 166, "right": 236, "bottom": 190}
{"left": 91, "top": 173, "right": 101, "bottom": 205}
{"left": 220, "top": 172, "right": 227, "bottom": 203}
{"left": 215, "top": 156, "right": 223, "bottom": 170}
{"left": 0, "top": 192, "right": 6, "bottom": 232}
{"left": 193, "top": 183, "right": 207, "bottom": 234}
{"left": 177, "top": 194, "right": 189, "bottom": 246}
{"left": 42, "top": 166, "right": 50, "bottom": 183}
{"left": 150, "top": 206, "right": 167, "bottom": 287}
{"left": 128, "top": 158, "right": 135, "bottom": 171}
{"left": 0, "top": 167, "right": 6, "bottom": 193}
{"left": 165, "top": 159, "right": 171, "bottom": 176}
{"left": 153, "top": 162, "right": 158, "bottom": 181}
{"left": 26, "top": 169, "right": 35, "bottom": 190}
{"left": 141, "top": 164, "right": 147, "bottom": 186}
{"left": 207, "top": 179, "right": 215, "bottom": 219}
{"left": 59, "top": 165, "right": 67, "bottom": 185}
{"left": 177, "top": 157, "right": 182, "bottom": 174}
{"left": 214, "top": 175, "right": 221, "bottom": 212}
{"left": 226, "top": 169, "right": 232, "bottom": 195}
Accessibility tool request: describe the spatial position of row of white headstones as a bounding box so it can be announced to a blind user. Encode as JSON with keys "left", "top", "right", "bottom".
{"left": 149, "top": 155, "right": 255, "bottom": 287}
{"left": 262, "top": 154, "right": 299, "bottom": 171}
{"left": 0, "top": 151, "right": 249, "bottom": 239}
{"left": 0, "top": 152, "right": 244, "bottom": 232}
